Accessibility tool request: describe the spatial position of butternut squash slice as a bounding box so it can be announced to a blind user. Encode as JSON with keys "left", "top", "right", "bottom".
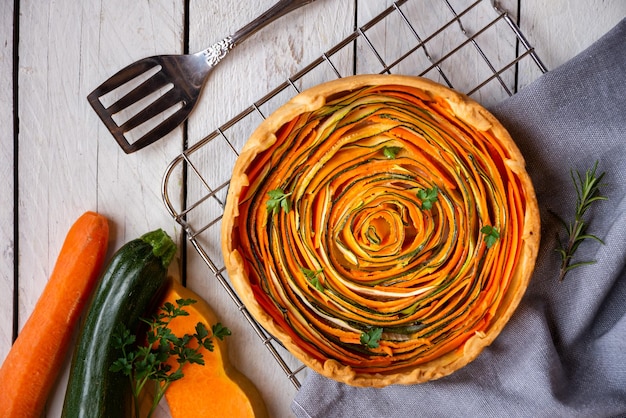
{"left": 161, "top": 278, "right": 268, "bottom": 418}
{"left": 221, "top": 74, "right": 540, "bottom": 387}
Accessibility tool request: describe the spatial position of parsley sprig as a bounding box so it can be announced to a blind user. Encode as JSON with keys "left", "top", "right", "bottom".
{"left": 360, "top": 327, "right": 383, "bottom": 349}
{"left": 301, "top": 267, "right": 324, "bottom": 292}
{"left": 555, "top": 161, "right": 607, "bottom": 281}
{"left": 417, "top": 186, "right": 439, "bottom": 210}
{"left": 266, "top": 188, "right": 292, "bottom": 215}
{"left": 481, "top": 225, "right": 500, "bottom": 249}
{"left": 110, "top": 299, "right": 231, "bottom": 418}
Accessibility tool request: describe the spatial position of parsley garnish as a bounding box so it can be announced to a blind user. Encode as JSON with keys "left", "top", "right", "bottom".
{"left": 266, "top": 188, "right": 292, "bottom": 215}
{"left": 481, "top": 225, "right": 500, "bottom": 249}
{"left": 383, "top": 146, "right": 402, "bottom": 159}
{"left": 360, "top": 327, "right": 383, "bottom": 349}
{"left": 417, "top": 186, "right": 439, "bottom": 210}
{"left": 555, "top": 161, "right": 607, "bottom": 281}
{"left": 301, "top": 267, "right": 324, "bottom": 292}
{"left": 110, "top": 299, "right": 231, "bottom": 418}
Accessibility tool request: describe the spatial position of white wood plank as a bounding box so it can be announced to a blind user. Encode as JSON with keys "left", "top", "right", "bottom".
{"left": 0, "top": 0, "right": 14, "bottom": 365}
{"left": 518, "top": 0, "right": 626, "bottom": 87}
{"left": 17, "top": 0, "right": 184, "bottom": 415}
{"left": 7, "top": 0, "right": 623, "bottom": 416}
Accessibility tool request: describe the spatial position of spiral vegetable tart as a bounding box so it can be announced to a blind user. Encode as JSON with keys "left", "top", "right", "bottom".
{"left": 221, "top": 74, "right": 540, "bottom": 387}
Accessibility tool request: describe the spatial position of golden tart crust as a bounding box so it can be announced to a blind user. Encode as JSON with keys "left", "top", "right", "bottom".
{"left": 221, "top": 74, "right": 540, "bottom": 387}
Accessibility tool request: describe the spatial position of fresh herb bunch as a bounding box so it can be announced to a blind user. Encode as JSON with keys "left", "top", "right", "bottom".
{"left": 555, "top": 161, "right": 607, "bottom": 281}
{"left": 110, "top": 298, "right": 231, "bottom": 418}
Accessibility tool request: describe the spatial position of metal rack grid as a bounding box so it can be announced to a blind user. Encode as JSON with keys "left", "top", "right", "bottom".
{"left": 162, "top": 0, "right": 547, "bottom": 390}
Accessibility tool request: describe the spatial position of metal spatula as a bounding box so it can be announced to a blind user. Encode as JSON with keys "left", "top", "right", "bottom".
{"left": 88, "top": 0, "right": 317, "bottom": 154}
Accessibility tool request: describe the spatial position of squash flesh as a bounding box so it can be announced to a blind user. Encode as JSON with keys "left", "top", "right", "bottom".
{"left": 162, "top": 279, "right": 268, "bottom": 418}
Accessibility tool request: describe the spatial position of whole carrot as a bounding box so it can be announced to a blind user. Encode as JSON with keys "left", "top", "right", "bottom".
{"left": 0, "top": 211, "right": 109, "bottom": 417}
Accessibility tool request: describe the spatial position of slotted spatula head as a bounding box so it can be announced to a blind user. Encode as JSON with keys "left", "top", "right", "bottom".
{"left": 89, "top": 0, "right": 319, "bottom": 153}
{"left": 87, "top": 52, "right": 215, "bottom": 154}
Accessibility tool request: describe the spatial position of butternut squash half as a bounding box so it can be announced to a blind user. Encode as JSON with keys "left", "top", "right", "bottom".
{"left": 222, "top": 74, "right": 541, "bottom": 387}
{"left": 161, "top": 278, "right": 268, "bottom": 418}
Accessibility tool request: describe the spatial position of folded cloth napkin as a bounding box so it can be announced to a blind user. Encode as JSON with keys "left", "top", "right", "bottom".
{"left": 292, "top": 18, "right": 626, "bottom": 418}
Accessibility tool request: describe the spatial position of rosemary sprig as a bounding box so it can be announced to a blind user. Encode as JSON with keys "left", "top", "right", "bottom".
{"left": 555, "top": 161, "right": 607, "bottom": 281}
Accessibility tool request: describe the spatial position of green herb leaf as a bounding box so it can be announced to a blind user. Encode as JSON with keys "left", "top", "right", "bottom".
{"left": 195, "top": 322, "right": 209, "bottom": 340}
{"left": 110, "top": 299, "right": 231, "bottom": 418}
{"left": 417, "top": 187, "right": 439, "bottom": 210}
{"left": 109, "top": 357, "right": 133, "bottom": 375}
{"left": 301, "top": 267, "right": 324, "bottom": 292}
{"left": 111, "top": 323, "right": 135, "bottom": 349}
{"left": 212, "top": 322, "right": 232, "bottom": 341}
{"left": 360, "top": 327, "right": 383, "bottom": 349}
{"left": 555, "top": 161, "right": 607, "bottom": 281}
{"left": 480, "top": 225, "right": 500, "bottom": 249}
{"left": 266, "top": 188, "right": 292, "bottom": 215}
{"left": 383, "top": 146, "right": 402, "bottom": 159}
{"left": 203, "top": 339, "right": 215, "bottom": 352}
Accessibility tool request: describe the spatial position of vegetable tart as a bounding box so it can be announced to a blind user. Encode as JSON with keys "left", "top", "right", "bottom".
{"left": 221, "top": 74, "right": 540, "bottom": 387}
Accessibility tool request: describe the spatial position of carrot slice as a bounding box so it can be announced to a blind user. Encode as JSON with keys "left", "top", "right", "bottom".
{"left": 0, "top": 211, "right": 109, "bottom": 417}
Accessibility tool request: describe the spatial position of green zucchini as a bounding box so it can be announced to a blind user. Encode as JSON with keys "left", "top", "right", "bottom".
{"left": 61, "top": 229, "right": 177, "bottom": 418}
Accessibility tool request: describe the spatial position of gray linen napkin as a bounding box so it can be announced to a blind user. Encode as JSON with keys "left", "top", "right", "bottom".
{"left": 292, "top": 18, "right": 626, "bottom": 418}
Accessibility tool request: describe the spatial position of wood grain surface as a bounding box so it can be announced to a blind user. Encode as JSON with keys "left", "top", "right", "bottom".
{"left": 1, "top": 0, "right": 624, "bottom": 416}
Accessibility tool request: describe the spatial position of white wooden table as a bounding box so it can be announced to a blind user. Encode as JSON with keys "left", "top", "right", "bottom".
{"left": 1, "top": 0, "right": 624, "bottom": 416}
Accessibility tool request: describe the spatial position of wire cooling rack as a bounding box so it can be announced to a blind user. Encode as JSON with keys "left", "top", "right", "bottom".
{"left": 162, "top": 0, "right": 547, "bottom": 389}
